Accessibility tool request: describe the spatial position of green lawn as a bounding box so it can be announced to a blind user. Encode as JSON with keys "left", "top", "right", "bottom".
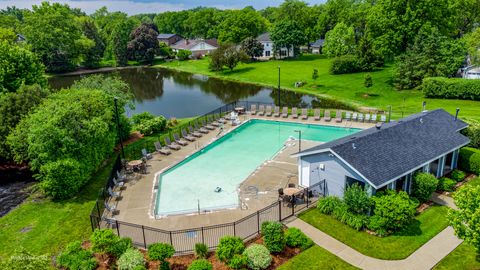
{"left": 433, "top": 242, "right": 480, "bottom": 270}
{"left": 462, "top": 176, "right": 480, "bottom": 189}
{"left": 299, "top": 205, "right": 450, "bottom": 260}
{"left": 278, "top": 245, "right": 359, "bottom": 270}
{"left": 156, "top": 55, "right": 480, "bottom": 121}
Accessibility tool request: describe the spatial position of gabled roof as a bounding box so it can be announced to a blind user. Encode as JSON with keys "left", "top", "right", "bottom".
{"left": 257, "top": 32, "right": 271, "bottom": 42}
{"left": 157, "top": 33, "right": 178, "bottom": 39}
{"left": 171, "top": 39, "right": 218, "bottom": 50}
{"left": 310, "top": 38, "right": 324, "bottom": 47}
{"left": 295, "top": 109, "right": 470, "bottom": 188}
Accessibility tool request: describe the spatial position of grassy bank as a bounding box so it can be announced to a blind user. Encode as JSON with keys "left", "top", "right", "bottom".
{"left": 433, "top": 242, "right": 480, "bottom": 269}
{"left": 299, "top": 205, "right": 450, "bottom": 260}
{"left": 156, "top": 55, "right": 480, "bottom": 121}
{"left": 278, "top": 245, "right": 359, "bottom": 270}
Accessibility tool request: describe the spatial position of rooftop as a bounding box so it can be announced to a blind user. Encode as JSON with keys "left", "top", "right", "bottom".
{"left": 257, "top": 32, "right": 272, "bottom": 42}
{"left": 157, "top": 33, "right": 178, "bottom": 39}
{"left": 171, "top": 38, "right": 218, "bottom": 50}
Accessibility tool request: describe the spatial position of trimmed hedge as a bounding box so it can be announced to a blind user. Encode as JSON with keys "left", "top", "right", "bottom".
{"left": 330, "top": 55, "right": 362, "bottom": 74}
{"left": 422, "top": 77, "right": 480, "bottom": 101}
{"left": 459, "top": 147, "right": 480, "bottom": 175}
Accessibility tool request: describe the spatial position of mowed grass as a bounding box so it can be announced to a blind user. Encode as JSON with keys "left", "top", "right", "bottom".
{"left": 278, "top": 245, "right": 359, "bottom": 270}
{"left": 299, "top": 205, "right": 450, "bottom": 260}
{"left": 157, "top": 55, "right": 480, "bottom": 121}
{"left": 433, "top": 242, "right": 480, "bottom": 270}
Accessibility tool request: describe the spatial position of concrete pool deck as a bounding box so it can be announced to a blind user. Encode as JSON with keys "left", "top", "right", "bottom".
{"left": 108, "top": 113, "right": 375, "bottom": 230}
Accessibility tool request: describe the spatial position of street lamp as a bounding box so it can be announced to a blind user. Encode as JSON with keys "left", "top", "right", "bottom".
{"left": 294, "top": 130, "right": 302, "bottom": 152}
{"left": 277, "top": 66, "right": 281, "bottom": 107}
{"left": 114, "top": 97, "right": 125, "bottom": 160}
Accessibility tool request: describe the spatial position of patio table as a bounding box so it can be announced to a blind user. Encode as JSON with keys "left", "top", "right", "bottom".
{"left": 127, "top": 160, "right": 142, "bottom": 171}
{"left": 234, "top": 107, "right": 245, "bottom": 114}
{"left": 283, "top": 187, "right": 301, "bottom": 196}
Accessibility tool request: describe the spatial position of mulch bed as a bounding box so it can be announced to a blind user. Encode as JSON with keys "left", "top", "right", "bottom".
{"left": 417, "top": 201, "right": 434, "bottom": 213}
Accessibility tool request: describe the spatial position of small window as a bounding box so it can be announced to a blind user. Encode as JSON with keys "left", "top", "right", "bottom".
{"left": 265, "top": 51, "right": 270, "bottom": 57}
{"left": 345, "top": 176, "right": 364, "bottom": 188}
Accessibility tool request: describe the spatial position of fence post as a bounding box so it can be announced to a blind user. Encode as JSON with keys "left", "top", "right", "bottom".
{"left": 115, "top": 220, "right": 120, "bottom": 236}
{"left": 306, "top": 187, "right": 309, "bottom": 208}
{"left": 257, "top": 211, "right": 260, "bottom": 234}
{"left": 278, "top": 201, "right": 281, "bottom": 221}
{"left": 233, "top": 222, "right": 236, "bottom": 236}
{"left": 201, "top": 227, "right": 205, "bottom": 244}
{"left": 90, "top": 216, "right": 95, "bottom": 231}
{"left": 292, "top": 198, "right": 295, "bottom": 216}
{"left": 142, "top": 225, "right": 147, "bottom": 249}
{"left": 96, "top": 201, "right": 101, "bottom": 218}
{"left": 169, "top": 231, "right": 173, "bottom": 246}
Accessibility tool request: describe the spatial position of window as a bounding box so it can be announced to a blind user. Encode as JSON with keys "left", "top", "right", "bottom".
{"left": 265, "top": 51, "right": 270, "bottom": 57}
{"left": 345, "top": 176, "right": 364, "bottom": 188}
{"left": 280, "top": 50, "right": 287, "bottom": 56}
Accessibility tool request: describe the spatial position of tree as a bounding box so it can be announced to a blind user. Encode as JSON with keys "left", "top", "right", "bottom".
{"left": 0, "top": 41, "right": 46, "bottom": 93}
{"left": 127, "top": 22, "right": 160, "bottom": 64}
{"left": 79, "top": 17, "right": 105, "bottom": 68}
{"left": 216, "top": 8, "right": 267, "bottom": 43}
{"left": 241, "top": 37, "right": 264, "bottom": 60}
{"left": 412, "top": 172, "right": 439, "bottom": 202}
{"left": 463, "top": 28, "right": 480, "bottom": 65}
{"left": 0, "top": 27, "right": 16, "bottom": 42}
{"left": 22, "top": 2, "right": 93, "bottom": 72}
{"left": 356, "top": 31, "right": 384, "bottom": 70}
{"left": 153, "top": 11, "right": 191, "bottom": 38}
{"left": 270, "top": 20, "right": 307, "bottom": 57}
{"left": 276, "top": 0, "right": 318, "bottom": 43}
{"left": 209, "top": 43, "right": 246, "bottom": 71}
{"left": 449, "top": 185, "right": 480, "bottom": 254}
{"left": 184, "top": 8, "right": 221, "bottom": 39}
{"left": 323, "top": 22, "right": 356, "bottom": 57}
{"left": 112, "top": 20, "right": 135, "bottom": 66}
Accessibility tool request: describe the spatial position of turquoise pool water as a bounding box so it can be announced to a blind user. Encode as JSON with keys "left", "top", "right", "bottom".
{"left": 155, "top": 119, "right": 359, "bottom": 216}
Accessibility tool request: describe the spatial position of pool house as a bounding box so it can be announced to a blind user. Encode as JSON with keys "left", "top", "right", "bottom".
{"left": 293, "top": 109, "right": 470, "bottom": 197}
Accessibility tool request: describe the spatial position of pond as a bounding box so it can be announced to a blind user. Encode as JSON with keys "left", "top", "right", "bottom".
{"left": 49, "top": 67, "right": 353, "bottom": 118}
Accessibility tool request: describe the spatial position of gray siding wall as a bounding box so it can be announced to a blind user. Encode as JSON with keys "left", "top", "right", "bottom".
{"left": 301, "top": 152, "right": 367, "bottom": 198}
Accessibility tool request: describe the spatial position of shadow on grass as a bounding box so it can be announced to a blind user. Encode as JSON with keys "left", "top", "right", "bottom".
{"left": 393, "top": 219, "right": 422, "bottom": 237}
{"left": 222, "top": 66, "right": 255, "bottom": 75}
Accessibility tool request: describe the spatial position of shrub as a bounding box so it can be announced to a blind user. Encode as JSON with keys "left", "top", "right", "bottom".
{"left": 459, "top": 147, "right": 480, "bottom": 175}
{"left": 422, "top": 77, "right": 480, "bottom": 101}
{"left": 345, "top": 212, "right": 369, "bottom": 231}
{"left": 187, "top": 259, "right": 213, "bottom": 270}
{"left": 132, "top": 112, "right": 167, "bottom": 135}
{"left": 216, "top": 236, "right": 245, "bottom": 263}
{"left": 312, "top": 69, "right": 319, "bottom": 80}
{"left": 438, "top": 177, "right": 456, "bottom": 192}
{"left": 0, "top": 249, "right": 50, "bottom": 270}
{"left": 228, "top": 254, "right": 248, "bottom": 269}
{"left": 331, "top": 201, "right": 349, "bottom": 222}
{"left": 450, "top": 169, "right": 466, "bottom": 182}
{"left": 117, "top": 248, "right": 145, "bottom": 270}
{"left": 261, "top": 221, "right": 285, "bottom": 253}
{"left": 285, "top": 227, "right": 314, "bottom": 250}
{"left": 177, "top": 49, "right": 191, "bottom": 60}
{"left": 132, "top": 112, "right": 155, "bottom": 126}
{"left": 317, "top": 196, "right": 342, "bottom": 215}
{"left": 90, "top": 229, "right": 132, "bottom": 258}
{"left": 110, "top": 237, "right": 134, "bottom": 258}
{"left": 330, "top": 55, "right": 361, "bottom": 74}
{"left": 243, "top": 244, "right": 272, "bottom": 270}
{"left": 194, "top": 243, "right": 208, "bottom": 259}
{"left": 412, "top": 172, "right": 439, "bottom": 202}
{"left": 463, "top": 120, "right": 480, "bottom": 149}
{"left": 57, "top": 241, "right": 97, "bottom": 270}
{"left": 344, "top": 183, "right": 370, "bottom": 214}
{"left": 364, "top": 73, "right": 373, "bottom": 88}
{"left": 369, "top": 190, "right": 417, "bottom": 235}
{"left": 147, "top": 243, "right": 175, "bottom": 261}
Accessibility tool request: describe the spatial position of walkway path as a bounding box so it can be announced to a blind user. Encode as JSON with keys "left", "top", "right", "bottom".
{"left": 286, "top": 219, "right": 462, "bottom": 270}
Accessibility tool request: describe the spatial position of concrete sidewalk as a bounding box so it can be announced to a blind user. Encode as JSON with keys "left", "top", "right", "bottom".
{"left": 430, "top": 192, "right": 458, "bottom": 210}
{"left": 286, "top": 218, "right": 463, "bottom": 270}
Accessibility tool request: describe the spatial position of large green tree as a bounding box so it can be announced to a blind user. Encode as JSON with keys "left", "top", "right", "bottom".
{"left": 270, "top": 20, "right": 307, "bottom": 57}
{"left": 216, "top": 8, "right": 267, "bottom": 43}
{"left": 127, "top": 23, "right": 160, "bottom": 64}
{"left": 275, "top": 0, "right": 317, "bottom": 42}
{"left": 241, "top": 37, "right": 264, "bottom": 60}
{"left": 153, "top": 10, "right": 191, "bottom": 37}
{"left": 323, "top": 22, "right": 356, "bottom": 57}
{"left": 22, "top": 2, "right": 93, "bottom": 72}
{"left": 79, "top": 17, "right": 105, "bottom": 68}
{"left": 464, "top": 28, "right": 480, "bottom": 65}
{"left": 184, "top": 7, "right": 221, "bottom": 39}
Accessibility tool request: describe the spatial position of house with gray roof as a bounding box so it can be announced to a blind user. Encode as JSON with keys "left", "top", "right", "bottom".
{"left": 170, "top": 38, "right": 218, "bottom": 57}
{"left": 157, "top": 33, "right": 182, "bottom": 46}
{"left": 310, "top": 38, "right": 324, "bottom": 54}
{"left": 293, "top": 109, "right": 470, "bottom": 197}
{"left": 257, "top": 32, "right": 293, "bottom": 59}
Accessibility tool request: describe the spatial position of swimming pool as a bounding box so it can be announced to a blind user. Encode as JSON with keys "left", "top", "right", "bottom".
{"left": 155, "top": 119, "right": 359, "bottom": 216}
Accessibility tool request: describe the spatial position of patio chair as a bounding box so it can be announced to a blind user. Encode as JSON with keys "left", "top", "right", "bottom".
{"left": 102, "top": 216, "right": 117, "bottom": 228}
{"left": 104, "top": 202, "right": 117, "bottom": 214}
{"left": 266, "top": 105, "right": 273, "bottom": 116}
{"left": 164, "top": 137, "right": 181, "bottom": 150}
{"left": 189, "top": 126, "right": 203, "bottom": 137}
{"left": 154, "top": 141, "right": 171, "bottom": 155}
{"left": 202, "top": 119, "right": 216, "bottom": 130}
{"left": 365, "top": 113, "right": 371, "bottom": 122}
{"left": 324, "top": 110, "right": 331, "bottom": 122}
{"left": 292, "top": 107, "right": 299, "bottom": 119}
{"left": 273, "top": 106, "right": 280, "bottom": 117}
{"left": 217, "top": 114, "right": 227, "bottom": 124}
{"left": 108, "top": 187, "right": 120, "bottom": 198}
{"left": 281, "top": 107, "right": 288, "bottom": 118}
{"left": 345, "top": 111, "right": 352, "bottom": 121}
{"left": 380, "top": 114, "right": 387, "bottom": 122}
{"left": 301, "top": 108, "right": 308, "bottom": 120}
{"left": 209, "top": 115, "right": 220, "bottom": 127}
{"left": 335, "top": 110, "right": 342, "bottom": 123}
{"left": 288, "top": 183, "right": 296, "bottom": 188}
{"left": 195, "top": 122, "right": 209, "bottom": 134}
{"left": 182, "top": 129, "right": 196, "bottom": 141}
{"left": 250, "top": 104, "right": 257, "bottom": 115}
{"left": 352, "top": 112, "right": 358, "bottom": 121}
{"left": 112, "top": 177, "right": 124, "bottom": 189}
{"left": 358, "top": 113, "right": 364, "bottom": 122}
{"left": 141, "top": 148, "right": 152, "bottom": 159}
{"left": 116, "top": 170, "right": 126, "bottom": 182}
{"left": 371, "top": 113, "right": 377, "bottom": 123}
{"left": 258, "top": 105, "right": 265, "bottom": 116}
{"left": 174, "top": 133, "right": 188, "bottom": 146}
{"left": 314, "top": 108, "right": 321, "bottom": 121}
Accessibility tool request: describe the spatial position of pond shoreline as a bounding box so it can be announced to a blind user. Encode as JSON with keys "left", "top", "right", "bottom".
{"left": 49, "top": 65, "right": 148, "bottom": 77}
{"left": 0, "top": 164, "right": 34, "bottom": 217}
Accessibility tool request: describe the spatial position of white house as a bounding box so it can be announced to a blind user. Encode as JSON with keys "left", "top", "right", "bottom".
{"left": 463, "top": 66, "right": 480, "bottom": 79}
{"left": 171, "top": 38, "right": 219, "bottom": 57}
{"left": 257, "top": 32, "right": 294, "bottom": 59}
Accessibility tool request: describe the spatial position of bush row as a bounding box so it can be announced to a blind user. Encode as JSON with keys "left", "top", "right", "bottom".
{"left": 459, "top": 147, "right": 480, "bottom": 175}
{"left": 330, "top": 55, "right": 363, "bottom": 74}
{"left": 422, "top": 77, "right": 480, "bottom": 101}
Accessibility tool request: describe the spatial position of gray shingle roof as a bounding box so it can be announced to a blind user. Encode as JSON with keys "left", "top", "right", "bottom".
{"left": 297, "top": 109, "right": 470, "bottom": 187}
{"left": 158, "top": 33, "right": 177, "bottom": 39}
{"left": 310, "top": 38, "right": 324, "bottom": 47}
{"left": 257, "top": 32, "right": 271, "bottom": 42}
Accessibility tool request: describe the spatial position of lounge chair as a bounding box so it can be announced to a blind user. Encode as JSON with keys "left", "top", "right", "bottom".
{"left": 108, "top": 187, "right": 120, "bottom": 198}
{"left": 258, "top": 105, "right": 265, "bottom": 116}
{"left": 345, "top": 112, "right": 352, "bottom": 121}
{"left": 301, "top": 109, "right": 308, "bottom": 120}
{"left": 358, "top": 113, "right": 364, "bottom": 122}
{"left": 335, "top": 110, "right": 342, "bottom": 123}
{"left": 324, "top": 110, "right": 331, "bottom": 122}
{"left": 164, "top": 137, "right": 181, "bottom": 150}
{"left": 281, "top": 107, "right": 288, "bottom": 118}
{"left": 116, "top": 170, "right": 126, "bottom": 182}
{"left": 352, "top": 112, "right": 358, "bottom": 121}
{"left": 188, "top": 126, "right": 203, "bottom": 137}
{"left": 195, "top": 122, "right": 209, "bottom": 134}
{"left": 154, "top": 141, "right": 171, "bottom": 155}
{"left": 182, "top": 129, "right": 196, "bottom": 141}
{"left": 104, "top": 202, "right": 117, "bottom": 214}
{"left": 292, "top": 107, "right": 298, "bottom": 119}
{"left": 250, "top": 104, "right": 257, "bottom": 115}
{"left": 209, "top": 115, "right": 220, "bottom": 127}
{"left": 217, "top": 114, "right": 227, "bottom": 124}
{"left": 173, "top": 133, "right": 188, "bottom": 146}
{"left": 202, "top": 119, "right": 216, "bottom": 130}
{"left": 314, "top": 109, "right": 320, "bottom": 121}
{"left": 273, "top": 106, "right": 280, "bottom": 117}
{"left": 371, "top": 113, "right": 377, "bottom": 122}
{"left": 142, "top": 148, "right": 152, "bottom": 159}
{"left": 266, "top": 106, "right": 273, "bottom": 116}
{"left": 380, "top": 114, "right": 387, "bottom": 122}
{"left": 365, "top": 113, "right": 371, "bottom": 122}
{"left": 112, "top": 177, "right": 124, "bottom": 189}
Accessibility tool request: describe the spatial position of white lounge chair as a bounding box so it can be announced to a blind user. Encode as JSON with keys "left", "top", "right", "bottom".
{"left": 116, "top": 170, "right": 126, "bottom": 182}
{"left": 380, "top": 114, "right": 387, "bottom": 122}
{"left": 301, "top": 109, "right": 308, "bottom": 120}
{"left": 104, "top": 202, "right": 117, "bottom": 214}
{"left": 258, "top": 105, "right": 265, "bottom": 116}
{"left": 108, "top": 187, "right": 120, "bottom": 198}
{"left": 352, "top": 112, "right": 358, "bottom": 121}
{"left": 112, "top": 177, "right": 124, "bottom": 189}
{"left": 281, "top": 107, "right": 288, "bottom": 118}
{"left": 182, "top": 129, "right": 196, "bottom": 141}
{"left": 165, "top": 137, "right": 181, "bottom": 150}
{"left": 250, "top": 104, "right": 257, "bottom": 115}
{"left": 335, "top": 110, "right": 342, "bottom": 123}
{"left": 371, "top": 113, "right": 377, "bottom": 122}
{"left": 324, "top": 110, "right": 331, "bottom": 122}
{"left": 345, "top": 112, "right": 352, "bottom": 121}
{"left": 188, "top": 126, "right": 202, "bottom": 137}
{"left": 365, "top": 113, "right": 371, "bottom": 122}
{"left": 195, "top": 122, "right": 209, "bottom": 134}
{"left": 141, "top": 148, "right": 152, "bottom": 159}
{"left": 266, "top": 106, "right": 273, "bottom": 116}
{"left": 273, "top": 106, "right": 280, "bottom": 117}
{"left": 202, "top": 119, "right": 215, "bottom": 130}
{"left": 154, "top": 141, "right": 171, "bottom": 155}
{"left": 292, "top": 107, "right": 298, "bottom": 119}
{"left": 174, "top": 133, "right": 188, "bottom": 146}
{"left": 314, "top": 109, "right": 320, "bottom": 121}
{"left": 358, "top": 113, "right": 364, "bottom": 122}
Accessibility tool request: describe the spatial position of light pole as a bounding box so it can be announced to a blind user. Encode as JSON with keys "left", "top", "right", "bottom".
{"left": 294, "top": 130, "right": 302, "bottom": 152}
{"left": 387, "top": 105, "right": 392, "bottom": 123}
{"left": 114, "top": 97, "right": 125, "bottom": 160}
{"left": 277, "top": 66, "right": 281, "bottom": 107}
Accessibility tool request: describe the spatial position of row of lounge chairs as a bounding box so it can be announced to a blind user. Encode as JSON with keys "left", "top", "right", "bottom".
{"left": 249, "top": 104, "right": 387, "bottom": 123}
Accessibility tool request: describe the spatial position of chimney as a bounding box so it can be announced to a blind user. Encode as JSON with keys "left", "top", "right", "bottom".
{"left": 422, "top": 101, "right": 427, "bottom": 112}
{"left": 455, "top": 108, "right": 460, "bottom": 121}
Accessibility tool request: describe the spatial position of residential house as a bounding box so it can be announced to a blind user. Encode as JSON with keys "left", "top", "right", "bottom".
{"left": 157, "top": 34, "right": 183, "bottom": 46}
{"left": 463, "top": 66, "right": 480, "bottom": 79}
{"left": 257, "top": 32, "right": 294, "bottom": 59}
{"left": 171, "top": 38, "right": 218, "bottom": 57}
{"left": 310, "top": 38, "right": 324, "bottom": 54}
{"left": 293, "top": 109, "right": 469, "bottom": 198}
